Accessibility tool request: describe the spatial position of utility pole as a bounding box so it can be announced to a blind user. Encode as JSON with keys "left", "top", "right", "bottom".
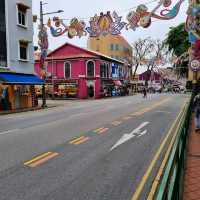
{"left": 39, "top": 1, "right": 47, "bottom": 108}
{"left": 38, "top": 2, "right": 63, "bottom": 107}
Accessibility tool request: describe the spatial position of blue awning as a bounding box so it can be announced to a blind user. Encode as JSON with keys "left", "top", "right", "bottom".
{"left": 0, "top": 72, "right": 44, "bottom": 85}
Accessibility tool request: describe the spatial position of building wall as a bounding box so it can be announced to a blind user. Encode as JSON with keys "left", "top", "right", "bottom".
{"left": 87, "top": 35, "right": 133, "bottom": 65}
{"left": 4, "top": 0, "right": 34, "bottom": 74}
{"left": 0, "top": 0, "right": 7, "bottom": 67}
{"left": 35, "top": 58, "right": 111, "bottom": 99}
{"left": 35, "top": 59, "right": 108, "bottom": 79}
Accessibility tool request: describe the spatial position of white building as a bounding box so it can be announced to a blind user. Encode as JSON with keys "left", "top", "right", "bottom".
{"left": 0, "top": 0, "right": 34, "bottom": 74}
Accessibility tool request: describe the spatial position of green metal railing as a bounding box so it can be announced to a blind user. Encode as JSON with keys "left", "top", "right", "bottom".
{"left": 153, "top": 96, "right": 192, "bottom": 200}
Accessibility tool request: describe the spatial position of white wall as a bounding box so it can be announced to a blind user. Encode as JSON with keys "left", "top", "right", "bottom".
{"left": 5, "top": 0, "right": 34, "bottom": 74}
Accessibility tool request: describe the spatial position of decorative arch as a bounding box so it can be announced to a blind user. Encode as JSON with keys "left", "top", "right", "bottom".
{"left": 86, "top": 60, "right": 95, "bottom": 77}
{"left": 64, "top": 61, "right": 71, "bottom": 78}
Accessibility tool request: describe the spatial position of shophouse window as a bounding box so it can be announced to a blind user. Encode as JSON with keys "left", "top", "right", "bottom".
{"left": 87, "top": 60, "right": 95, "bottom": 77}
{"left": 17, "top": 3, "right": 29, "bottom": 27}
{"left": 106, "top": 64, "right": 110, "bottom": 78}
{"left": 110, "top": 44, "right": 114, "bottom": 51}
{"left": 19, "top": 41, "right": 28, "bottom": 61}
{"left": 96, "top": 44, "right": 100, "bottom": 52}
{"left": 0, "top": 0, "right": 7, "bottom": 67}
{"left": 100, "top": 63, "right": 107, "bottom": 78}
{"left": 64, "top": 62, "right": 71, "bottom": 78}
{"left": 115, "top": 44, "right": 119, "bottom": 51}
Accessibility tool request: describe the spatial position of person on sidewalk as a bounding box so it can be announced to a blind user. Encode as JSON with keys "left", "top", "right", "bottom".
{"left": 143, "top": 87, "right": 147, "bottom": 98}
{"left": 193, "top": 93, "right": 200, "bottom": 131}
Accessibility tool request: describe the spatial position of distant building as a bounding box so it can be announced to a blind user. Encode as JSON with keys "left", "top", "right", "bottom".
{"left": 0, "top": 0, "right": 43, "bottom": 111}
{"left": 0, "top": 0, "right": 34, "bottom": 73}
{"left": 139, "top": 70, "right": 162, "bottom": 86}
{"left": 87, "top": 34, "right": 133, "bottom": 66}
{"left": 34, "top": 42, "right": 131, "bottom": 99}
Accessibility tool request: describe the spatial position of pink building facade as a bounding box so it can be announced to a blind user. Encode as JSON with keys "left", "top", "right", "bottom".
{"left": 35, "top": 43, "right": 131, "bottom": 99}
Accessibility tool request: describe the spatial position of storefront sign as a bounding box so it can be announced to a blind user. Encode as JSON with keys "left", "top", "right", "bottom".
{"left": 190, "top": 59, "right": 200, "bottom": 71}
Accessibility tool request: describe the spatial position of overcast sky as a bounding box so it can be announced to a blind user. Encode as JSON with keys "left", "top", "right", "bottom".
{"left": 32, "top": 0, "right": 188, "bottom": 51}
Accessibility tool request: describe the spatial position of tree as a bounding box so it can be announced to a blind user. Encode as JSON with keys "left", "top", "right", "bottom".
{"left": 132, "top": 37, "right": 154, "bottom": 80}
{"left": 164, "top": 23, "right": 190, "bottom": 77}
{"left": 144, "top": 39, "right": 167, "bottom": 86}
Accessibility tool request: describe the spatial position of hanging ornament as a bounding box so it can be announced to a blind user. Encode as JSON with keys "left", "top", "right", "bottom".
{"left": 38, "top": 25, "right": 48, "bottom": 73}
{"left": 46, "top": 0, "right": 185, "bottom": 39}
{"left": 47, "top": 17, "right": 87, "bottom": 39}
{"left": 186, "top": 0, "right": 200, "bottom": 71}
{"left": 86, "top": 11, "right": 126, "bottom": 37}
{"left": 126, "top": 0, "right": 185, "bottom": 31}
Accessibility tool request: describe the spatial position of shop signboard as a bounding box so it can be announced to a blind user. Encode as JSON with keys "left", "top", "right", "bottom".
{"left": 190, "top": 59, "right": 200, "bottom": 72}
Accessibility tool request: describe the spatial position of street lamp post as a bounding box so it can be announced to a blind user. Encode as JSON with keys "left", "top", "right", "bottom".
{"left": 38, "top": 1, "right": 63, "bottom": 108}
{"left": 39, "top": 1, "right": 47, "bottom": 108}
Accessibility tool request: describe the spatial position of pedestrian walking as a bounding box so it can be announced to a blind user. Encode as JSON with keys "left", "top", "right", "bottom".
{"left": 193, "top": 93, "right": 200, "bottom": 131}
{"left": 143, "top": 87, "right": 147, "bottom": 98}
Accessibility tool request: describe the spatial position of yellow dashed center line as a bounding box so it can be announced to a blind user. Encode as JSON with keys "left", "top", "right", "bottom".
{"left": 98, "top": 128, "right": 109, "bottom": 134}
{"left": 111, "top": 121, "right": 122, "bottom": 126}
{"left": 24, "top": 152, "right": 59, "bottom": 168}
{"left": 123, "top": 116, "right": 132, "bottom": 120}
{"left": 94, "top": 127, "right": 105, "bottom": 133}
{"left": 73, "top": 137, "right": 90, "bottom": 145}
{"left": 69, "top": 136, "right": 85, "bottom": 144}
{"left": 130, "top": 98, "right": 171, "bottom": 117}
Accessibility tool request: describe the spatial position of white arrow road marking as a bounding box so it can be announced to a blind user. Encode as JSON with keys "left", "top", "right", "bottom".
{"left": 110, "top": 122, "right": 149, "bottom": 151}
{"left": 137, "top": 130, "right": 147, "bottom": 138}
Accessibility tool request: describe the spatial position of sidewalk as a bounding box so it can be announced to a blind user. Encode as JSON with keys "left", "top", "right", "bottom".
{"left": 183, "top": 115, "right": 200, "bottom": 200}
{"left": 0, "top": 100, "right": 60, "bottom": 115}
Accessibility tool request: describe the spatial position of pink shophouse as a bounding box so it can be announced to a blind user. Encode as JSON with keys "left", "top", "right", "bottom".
{"left": 35, "top": 42, "right": 131, "bottom": 99}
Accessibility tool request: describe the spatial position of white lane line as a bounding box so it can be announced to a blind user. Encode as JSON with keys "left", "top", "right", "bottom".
{"left": 0, "top": 129, "right": 20, "bottom": 135}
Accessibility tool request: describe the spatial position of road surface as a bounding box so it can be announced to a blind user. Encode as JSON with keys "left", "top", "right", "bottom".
{"left": 0, "top": 94, "right": 189, "bottom": 200}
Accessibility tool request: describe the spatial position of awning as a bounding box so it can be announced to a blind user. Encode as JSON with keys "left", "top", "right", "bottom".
{"left": 0, "top": 72, "right": 44, "bottom": 85}
{"left": 113, "top": 80, "right": 122, "bottom": 86}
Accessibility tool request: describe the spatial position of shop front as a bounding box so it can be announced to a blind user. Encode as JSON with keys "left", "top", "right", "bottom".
{"left": 101, "top": 79, "right": 114, "bottom": 97}
{"left": 40, "top": 79, "right": 79, "bottom": 99}
{"left": 0, "top": 72, "right": 44, "bottom": 111}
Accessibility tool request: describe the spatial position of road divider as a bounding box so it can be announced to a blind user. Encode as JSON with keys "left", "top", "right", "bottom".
{"left": 24, "top": 152, "right": 59, "bottom": 168}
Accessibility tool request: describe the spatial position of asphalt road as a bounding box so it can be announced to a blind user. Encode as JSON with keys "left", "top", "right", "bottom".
{"left": 0, "top": 94, "right": 189, "bottom": 200}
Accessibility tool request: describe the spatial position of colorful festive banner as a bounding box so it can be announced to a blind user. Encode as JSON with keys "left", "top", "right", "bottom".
{"left": 47, "top": 0, "right": 185, "bottom": 38}
{"left": 186, "top": 0, "right": 200, "bottom": 71}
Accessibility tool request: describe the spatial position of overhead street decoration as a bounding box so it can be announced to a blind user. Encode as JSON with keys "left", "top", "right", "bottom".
{"left": 186, "top": 0, "right": 200, "bottom": 71}
{"left": 190, "top": 59, "right": 200, "bottom": 71}
{"left": 38, "top": 25, "right": 48, "bottom": 77}
{"left": 47, "top": 0, "right": 185, "bottom": 38}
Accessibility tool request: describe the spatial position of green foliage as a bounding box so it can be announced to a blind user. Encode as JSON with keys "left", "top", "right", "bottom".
{"left": 165, "top": 23, "right": 190, "bottom": 57}
{"left": 165, "top": 23, "right": 190, "bottom": 78}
